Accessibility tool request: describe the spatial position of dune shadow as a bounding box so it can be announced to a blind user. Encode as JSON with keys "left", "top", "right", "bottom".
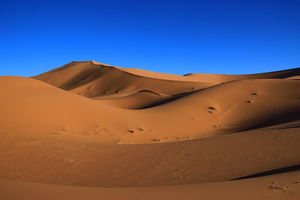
{"left": 233, "top": 164, "right": 300, "bottom": 180}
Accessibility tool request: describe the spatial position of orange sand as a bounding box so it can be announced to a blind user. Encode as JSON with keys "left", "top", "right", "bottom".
{"left": 0, "top": 61, "right": 299, "bottom": 199}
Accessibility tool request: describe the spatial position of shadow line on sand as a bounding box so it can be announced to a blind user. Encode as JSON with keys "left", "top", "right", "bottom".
{"left": 233, "top": 164, "right": 300, "bottom": 180}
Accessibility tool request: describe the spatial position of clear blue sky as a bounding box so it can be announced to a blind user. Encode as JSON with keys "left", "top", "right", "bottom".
{"left": 0, "top": 0, "right": 299, "bottom": 76}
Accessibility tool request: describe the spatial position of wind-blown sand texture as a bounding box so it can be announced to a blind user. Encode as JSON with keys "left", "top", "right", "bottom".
{"left": 1, "top": 61, "right": 300, "bottom": 199}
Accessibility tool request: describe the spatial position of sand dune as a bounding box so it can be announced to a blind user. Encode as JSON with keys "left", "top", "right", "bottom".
{"left": 33, "top": 61, "right": 212, "bottom": 98}
{"left": 1, "top": 170, "right": 300, "bottom": 200}
{"left": 0, "top": 61, "right": 299, "bottom": 199}
{"left": 94, "top": 90, "right": 172, "bottom": 109}
{"left": 0, "top": 124, "right": 300, "bottom": 187}
{"left": 184, "top": 67, "right": 300, "bottom": 83}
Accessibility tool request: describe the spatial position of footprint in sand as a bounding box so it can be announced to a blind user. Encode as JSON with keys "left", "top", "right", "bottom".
{"left": 151, "top": 138, "right": 161, "bottom": 142}
{"left": 208, "top": 106, "right": 217, "bottom": 114}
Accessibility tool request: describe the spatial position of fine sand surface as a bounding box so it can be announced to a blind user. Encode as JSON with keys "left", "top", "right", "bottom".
{"left": 0, "top": 61, "right": 300, "bottom": 199}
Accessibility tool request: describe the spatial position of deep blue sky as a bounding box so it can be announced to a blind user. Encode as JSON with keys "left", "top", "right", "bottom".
{"left": 0, "top": 0, "right": 299, "bottom": 76}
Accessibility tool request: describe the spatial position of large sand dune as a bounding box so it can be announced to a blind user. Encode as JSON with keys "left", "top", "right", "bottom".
{"left": 0, "top": 61, "right": 300, "bottom": 199}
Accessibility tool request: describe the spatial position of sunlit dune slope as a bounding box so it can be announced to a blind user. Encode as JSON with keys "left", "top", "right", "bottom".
{"left": 0, "top": 122, "right": 300, "bottom": 186}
